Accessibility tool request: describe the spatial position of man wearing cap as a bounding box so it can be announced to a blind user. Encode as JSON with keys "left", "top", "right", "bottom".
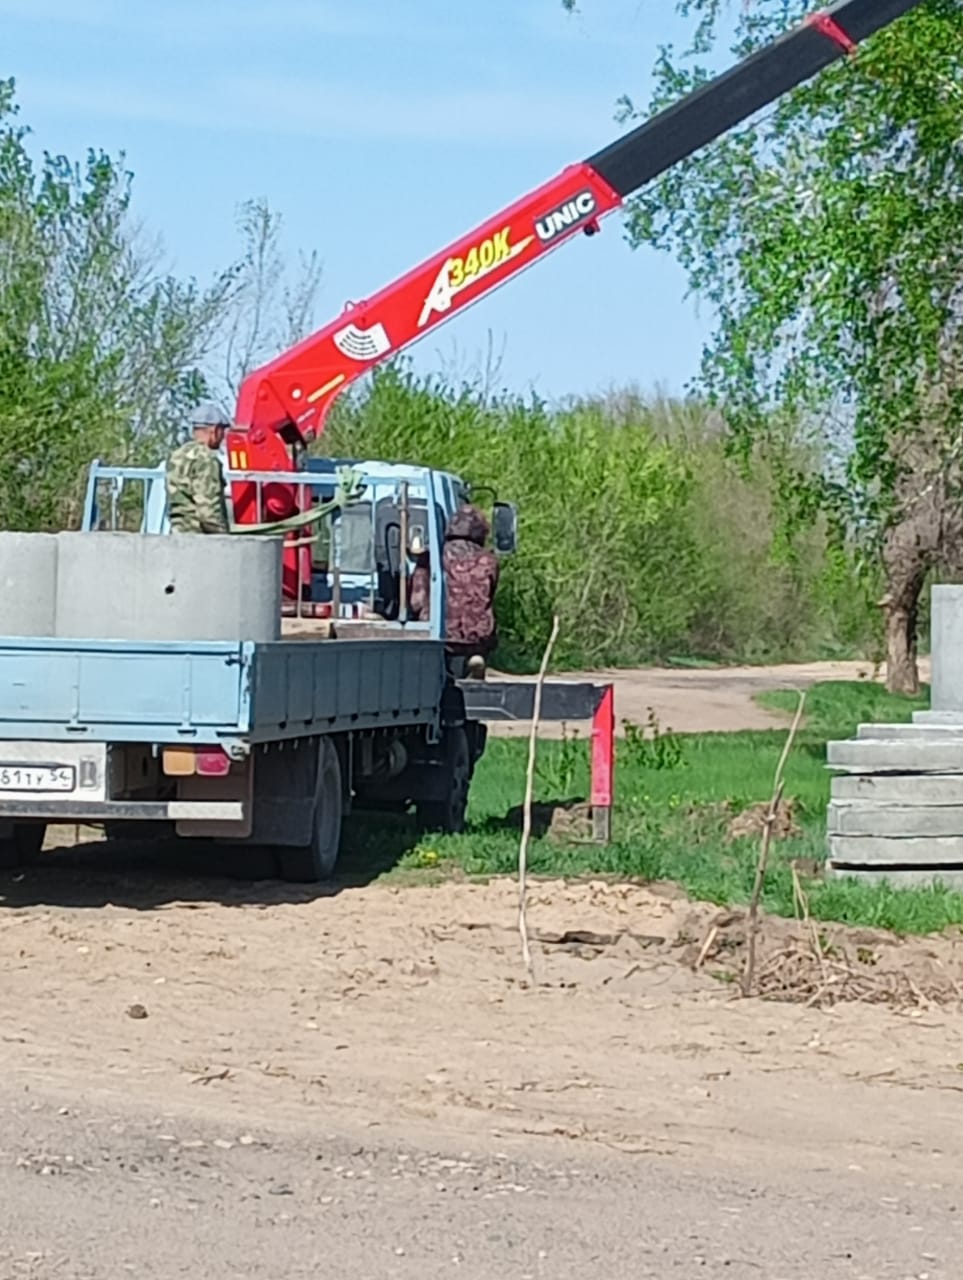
{"left": 166, "top": 402, "right": 232, "bottom": 534}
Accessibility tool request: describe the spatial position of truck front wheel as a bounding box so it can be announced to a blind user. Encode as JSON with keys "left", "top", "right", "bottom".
{"left": 277, "top": 737, "right": 343, "bottom": 883}
{"left": 416, "top": 726, "right": 471, "bottom": 835}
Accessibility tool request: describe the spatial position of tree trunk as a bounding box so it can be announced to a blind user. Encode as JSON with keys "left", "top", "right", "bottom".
{"left": 879, "top": 494, "right": 939, "bottom": 697}
{"left": 881, "top": 596, "right": 920, "bottom": 695}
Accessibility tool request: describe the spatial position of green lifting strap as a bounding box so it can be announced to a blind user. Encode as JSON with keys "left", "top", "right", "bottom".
{"left": 228, "top": 466, "right": 365, "bottom": 539}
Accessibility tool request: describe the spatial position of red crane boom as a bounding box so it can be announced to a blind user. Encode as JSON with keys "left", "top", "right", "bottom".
{"left": 226, "top": 0, "right": 923, "bottom": 482}
{"left": 230, "top": 164, "right": 620, "bottom": 472}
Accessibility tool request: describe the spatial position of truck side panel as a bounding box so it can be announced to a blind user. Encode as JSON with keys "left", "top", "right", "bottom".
{"left": 248, "top": 640, "right": 446, "bottom": 742}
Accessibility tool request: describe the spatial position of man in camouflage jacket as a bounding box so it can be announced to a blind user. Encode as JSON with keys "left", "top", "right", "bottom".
{"left": 166, "top": 402, "right": 231, "bottom": 534}
{"left": 442, "top": 504, "right": 499, "bottom": 661}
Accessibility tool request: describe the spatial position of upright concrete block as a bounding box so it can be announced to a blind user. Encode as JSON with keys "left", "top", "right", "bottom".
{"left": 0, "top": 532, "right": 57, "bottom": 637}
{"left": 55, "top": 532, "right": 282, "bottom": 643}
{"left": 930, "top": 585, "right": 963, "bottom": 712}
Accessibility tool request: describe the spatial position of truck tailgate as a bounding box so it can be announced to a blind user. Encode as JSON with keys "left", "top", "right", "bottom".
{"left": 0, "top": 638, "right": 251, "bottom": 742}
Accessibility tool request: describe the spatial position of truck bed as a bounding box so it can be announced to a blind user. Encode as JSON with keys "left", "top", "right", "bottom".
{"left": 0, "top": 637, "right": 447, "bottom": 749}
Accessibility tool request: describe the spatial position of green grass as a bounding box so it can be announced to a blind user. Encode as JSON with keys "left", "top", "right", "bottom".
{"left": 343, "top": 680, "right": 963, "bottom": 937}
{"left": 755, "top": 679, "right": 930, "bottom": 732}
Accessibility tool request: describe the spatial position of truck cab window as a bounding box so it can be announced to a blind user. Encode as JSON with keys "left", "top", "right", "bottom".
{"left": 333, "top": 503, "right": 374, "bottom": 574}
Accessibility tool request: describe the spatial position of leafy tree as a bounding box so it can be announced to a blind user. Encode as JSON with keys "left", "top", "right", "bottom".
{"left": 220, "top": 195, "right": 323, "bottom": 401}
{"left": 0, "top": 77, "right": 236, "bottom": 530}
{"left": 584, "top": 1, "right": 963, "bottom": 692}
{"left": 326, "top": 363, "right": 874, "bottom": 669}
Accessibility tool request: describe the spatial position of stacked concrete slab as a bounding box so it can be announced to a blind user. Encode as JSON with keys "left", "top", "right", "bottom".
{"left": 826, "top": 585, "right": 963, "bottom": 887}
{"left": 0, "top": 530, "right": 282, "bottom": 645}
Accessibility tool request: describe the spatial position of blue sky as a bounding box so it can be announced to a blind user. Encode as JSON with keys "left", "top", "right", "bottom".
{"left": 3, "top": 0, "right": 717, "bottom": 405}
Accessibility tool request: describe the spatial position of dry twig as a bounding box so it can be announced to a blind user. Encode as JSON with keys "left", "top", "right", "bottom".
{"left": 519, "top": 615, "right": 560, "bottom": 980}
{"left": 792, "top": 863, "right": 830, "bottom": 991}
{"left": 191, "top": 1067, "right": 232, "bottom": 1086}
{"left": 749, "top": 941, "right": 950, "bottom": 1009}
{"left": 694, "top": 925, "right": 719, "bottom": 971}
{"left": 741, "top": 689, "right": 806, "bottom": 997}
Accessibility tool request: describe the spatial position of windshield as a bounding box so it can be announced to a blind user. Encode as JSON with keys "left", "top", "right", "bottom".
{"left": 333, "top": 503, "right": 374, "bottom": 574}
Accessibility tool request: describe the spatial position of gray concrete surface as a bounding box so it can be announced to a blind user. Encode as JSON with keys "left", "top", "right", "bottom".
{"left": 828, "top": 832, "right": 963, "bottom": 863}
{"left": 824, "top": 595, "right": 963, "bottom": 883}
{"left": 831, "top": 773, "right": 963, "bottom": 803}
{"left": 0, "top": 532, "right": 57, "bottom": 636}
{"left": 0, "top": 1087, "right": 959, "bottom": 1280}
{"left": 827, "top": 738, "right": 963, "bottom": 771}
{"left": 826, "top": 864, "right": 963, "bottom": 887}
{"left": 828, "top": 800, "right": 963, "bottom": 837}
{"left": 856, "top": 722, "right": 963, "bottom": 739}
{"left": 930, "top": 584, "right": 963, "bottom": 712}
{"left": 914, "top": 710, "right": 963, "bottom": 725}
{"left": 54, "top": 531, "right": 282, "bottom": 642}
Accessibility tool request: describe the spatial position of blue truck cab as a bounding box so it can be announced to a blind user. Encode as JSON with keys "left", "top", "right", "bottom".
{"left": 83, "top": 456, "right": 517, "bottom": 644}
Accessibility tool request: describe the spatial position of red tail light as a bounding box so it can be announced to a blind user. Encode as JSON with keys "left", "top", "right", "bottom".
{"left": 196, "top": 749, "right": 231, "bottom": 777}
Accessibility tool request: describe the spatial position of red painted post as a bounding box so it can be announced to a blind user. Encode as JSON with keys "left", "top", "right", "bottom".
{"left": 590, "top": 684, "right": 614, "bottom": 842}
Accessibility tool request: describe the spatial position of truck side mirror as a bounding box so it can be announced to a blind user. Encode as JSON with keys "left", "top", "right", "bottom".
{"left": 492, "top": 502, "right": 518, "bottom": 555}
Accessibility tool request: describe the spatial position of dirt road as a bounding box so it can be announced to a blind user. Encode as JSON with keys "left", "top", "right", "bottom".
{"left": 2, "top": 842, "right": 962, "bottom": 1278}
{"left": 488, "top": 657, "right": 931, "bottom": 737}
{"left": 2, "top": 1086, "right": 959, "bottom": 1280}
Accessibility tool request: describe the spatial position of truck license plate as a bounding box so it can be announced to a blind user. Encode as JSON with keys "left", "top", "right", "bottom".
{"left": 0, "top": 764, "right": 76, "bottom": 793}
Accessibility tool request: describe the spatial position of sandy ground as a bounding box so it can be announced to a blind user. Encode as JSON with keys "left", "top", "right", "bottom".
{"left": 487, "top": 656, "right": 932, "bottom": 737}
{"left": 4, "top": 856, "right": 962, "bottom": 1158}
{"left": 0, "top": 660, "right": 952, "bottom": 1278}
{"left": 2, "top": 833, "right": 963, "bottom": 1277}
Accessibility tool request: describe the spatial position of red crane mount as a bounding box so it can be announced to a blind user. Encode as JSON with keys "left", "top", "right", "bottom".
{"left": 226, "top": 0, "right": 923, "bottom": 496}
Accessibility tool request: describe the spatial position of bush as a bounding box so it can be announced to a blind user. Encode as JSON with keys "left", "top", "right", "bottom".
{"left": 325, "top": 364, "right": 878, "bottom": 672}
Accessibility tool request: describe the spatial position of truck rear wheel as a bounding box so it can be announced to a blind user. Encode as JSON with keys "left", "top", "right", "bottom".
{"left": 277, "top": 737, "right": 343, "bottom": 883}
{"left": 0, "top": 822, "right": 47, "bottom": 871}
{"left": 417, "top": 725, "right": 471, "bottom": 835}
